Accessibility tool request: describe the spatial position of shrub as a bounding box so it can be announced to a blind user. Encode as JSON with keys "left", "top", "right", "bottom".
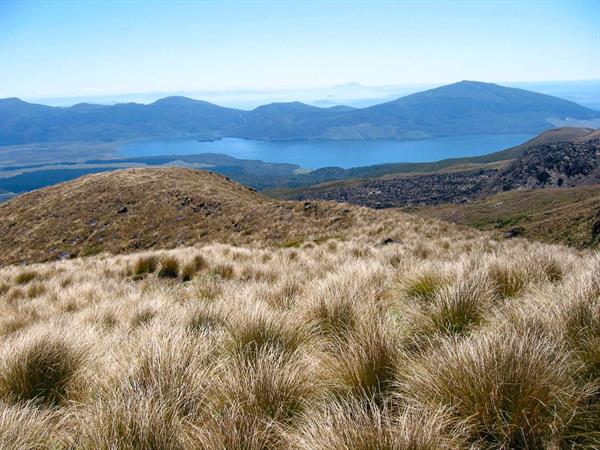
{"left": 0, "top": 335, "right": 84, "bottom": 406}
{"left": 157, "top": 257, "right": 179, "bottom": 279}
{"left": 133, "top": 256, "right": 158, "bottom": 276}
{"left": 14, "top": 271, "right": 37, "bottom": 285}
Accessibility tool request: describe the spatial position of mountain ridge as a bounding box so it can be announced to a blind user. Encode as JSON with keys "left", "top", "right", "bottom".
{"left": 2, "top": 81, "right": 598, "bottom": 145}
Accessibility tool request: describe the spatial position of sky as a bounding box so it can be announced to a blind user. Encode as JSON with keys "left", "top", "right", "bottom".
{"left": 1, "top": 0, "right": 599, "bottom": 99}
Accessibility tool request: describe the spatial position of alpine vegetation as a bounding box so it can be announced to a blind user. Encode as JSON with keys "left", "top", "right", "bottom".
{"left": 0, "top": 230, "right": 598, "bottom": 449}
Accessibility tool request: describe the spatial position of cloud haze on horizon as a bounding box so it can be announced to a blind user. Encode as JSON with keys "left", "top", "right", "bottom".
{"left": 1, "top": 0, "right": 599, "bottom": 99}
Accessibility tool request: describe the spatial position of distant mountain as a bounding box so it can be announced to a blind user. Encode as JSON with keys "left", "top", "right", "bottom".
{"left": 0, "top": 96, "right": 244, "bottom": 145}
{"left": 2, "top": 81, "right": 599, "bottom": 145}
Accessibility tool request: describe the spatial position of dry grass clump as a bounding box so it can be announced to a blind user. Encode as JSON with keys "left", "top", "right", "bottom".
{"left": 0, "top": 403, "right": 64, "bottom": 449}
{"left": 210, "top": 263, "right": 235, "bottom": 280}
{"left": 400, "top": 268, "right": 449, "bottom": 302}
{"left": 0, "top": 332, "right": 85, "bottom": 407}
{"left": 329, "top": 316, "right": 402, "bottom": 402}
{"left": 0, "top": 226, "right": 597, "bottom": 447}
{"left": 157, "top": 256, "right": 179, "bottom": 278}
{"left": 14, "top": 270, "right": 37, "bottom": 285}
{"left": 0, "top": 283, "right": 9, "bottom": 296}
{"left": 180, "top": 254, "right": 209, "bottom": 282}
{"left": 225, "top": 309, "right": 311, "bottom": 361}
{"left": 401, "top": 271, "right": 497, "bottom": 346}
{"left": 133, "top": 255, "right": 158, "bottom": 276}
{"left": 289, "top": 401, "right": 462, "bottom": 449}
{"left": 399, "top": 329, "right": 586, "bottom": 448}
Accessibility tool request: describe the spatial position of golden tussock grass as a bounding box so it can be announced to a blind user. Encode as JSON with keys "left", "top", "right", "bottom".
{"left": 0, "top": 223, "right": 599, "bottom": 448}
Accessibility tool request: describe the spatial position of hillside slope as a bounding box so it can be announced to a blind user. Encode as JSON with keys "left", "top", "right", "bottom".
{"left": 0, "top": 167, "right": 429, "bottom": 266}
{"left": 0, "top": 199, "right": 598, "bottom": 448}
{"left": 276, "top": 129, "right": 600, "bottom": 248}
{"left": 2, "top": 81, "right": 598, "bottom": 144}
{"left": 411, "top": 185, "right": 600, "bottom": 249}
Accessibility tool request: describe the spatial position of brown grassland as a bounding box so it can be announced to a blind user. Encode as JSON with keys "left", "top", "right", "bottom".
{"left": 0, "top": 168, "right": 599, "bottom": 448}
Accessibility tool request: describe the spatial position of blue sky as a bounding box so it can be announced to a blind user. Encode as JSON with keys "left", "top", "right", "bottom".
{"left": 1, "top": 0, "right": 599, "bottom": 99}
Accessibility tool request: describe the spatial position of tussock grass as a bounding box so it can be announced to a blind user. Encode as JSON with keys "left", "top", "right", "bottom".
{"left": 399, "top": 329, "right": 586, "bottom": 448}
{"left": 289, "top": 400, "right": 462, "bottom": 449}
{"left": 330, "top": 316, "right": 401, "bottom": 401}
{"left": 226, "top": 309, "right": 311, "bottom": 360}
{"left": 157, "top": 256, "right": 179, "bottom": 278}
{"left": 0, "top": 403, "right": 64, "bottom": 449}
{"left": 133, "top": 255, "right": 158, "bottom": 276}
{"left": 14, "top": 271, "right": 37, "bottom": 285}
{"left": 0, "top": 230, "right": 597, "bottom": 447}
{"left": 210, "top": 263, "right": 235, "bottom": 280}
{"left": 180, "top": 262, "right": 196, "bottom": 282}
{"left": 0, "top": 333, "right": 85, "bottom": 407}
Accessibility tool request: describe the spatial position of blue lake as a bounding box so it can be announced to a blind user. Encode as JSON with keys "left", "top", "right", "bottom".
{"left": 118, "top": 134, "right": 535, "bottom": 169}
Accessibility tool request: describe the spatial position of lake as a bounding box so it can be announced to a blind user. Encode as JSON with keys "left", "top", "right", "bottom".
{"left": 118, "top": 134, "right": 535, "bottom": 169}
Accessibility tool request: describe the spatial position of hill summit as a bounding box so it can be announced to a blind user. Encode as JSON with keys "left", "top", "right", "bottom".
{"left": 0, "top": 167, "right": 424, "bottom": 265}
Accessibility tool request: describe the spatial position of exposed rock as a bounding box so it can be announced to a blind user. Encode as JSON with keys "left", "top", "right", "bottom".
{"left": 503, "top": 228, "right": 524, "bottom": 239}
{"left": 293, "top": 139, "right": 600, "bottom": 209}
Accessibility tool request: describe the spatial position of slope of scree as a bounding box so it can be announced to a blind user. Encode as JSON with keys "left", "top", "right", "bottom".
{"left": 0, "top": 167, "right": 454, "bottom": 266}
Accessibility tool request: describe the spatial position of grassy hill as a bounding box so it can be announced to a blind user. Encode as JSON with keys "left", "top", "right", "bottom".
{"left": 271, "top": 129, "right": 600, "bottom": 249}
{"left": 410, "top": 185, "right": 600, "bottom": 249}
{"left": 0, "top": 167, "right": 431, "bottom": 266}
{"left": 0, "top": 168, "right": 598, "bottom": 448}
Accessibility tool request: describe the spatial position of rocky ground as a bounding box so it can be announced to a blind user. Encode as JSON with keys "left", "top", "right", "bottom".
{"left": 293, "top": 138, "right": 600, "bottom": 209}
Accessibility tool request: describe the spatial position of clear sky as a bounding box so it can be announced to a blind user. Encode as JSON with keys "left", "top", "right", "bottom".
{"left": 1, "top": 0, "right": 599, "bottom": 99}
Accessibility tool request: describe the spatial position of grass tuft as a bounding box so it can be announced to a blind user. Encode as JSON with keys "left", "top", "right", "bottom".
{"left": 157, "top": 256, "right": 179, "bottom": 278}
{"left": 0, "top": 334, "right": 84, "bottom": 407}
{"left": 133, "top": 255, "right": 158, "bottom": 276}
{"left": 14, "top": 271, "right": 37, "bottom": 285}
